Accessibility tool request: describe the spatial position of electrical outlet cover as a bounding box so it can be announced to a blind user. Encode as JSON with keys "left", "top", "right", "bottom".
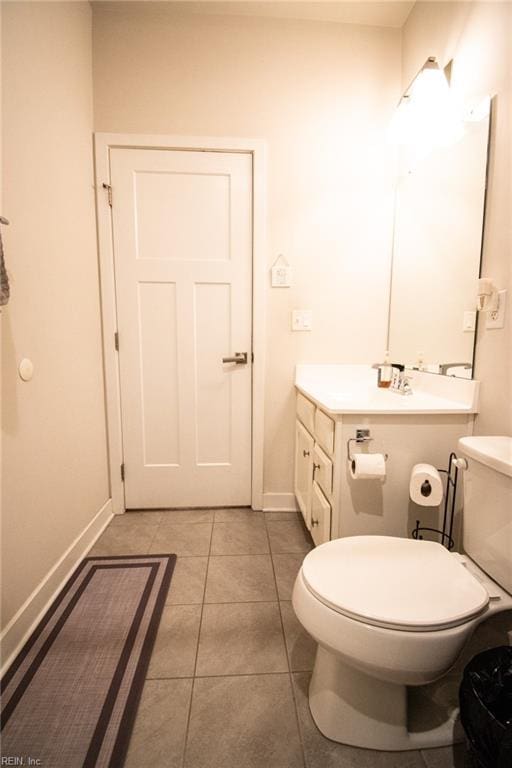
{"left": 486, "top": 289, "right": 507, "bottom": 330}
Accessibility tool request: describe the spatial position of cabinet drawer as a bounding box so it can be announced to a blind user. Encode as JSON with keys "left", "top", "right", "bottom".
{"left": 311, "top": 481, "right": 331, "bottom": 547}
{"left": 313, "top": 443, "right": 333, "bottom": 499}
{"left": 314, "top": 409, "right": 335, "bottom": 456}
{"left": 296, "top": 392, "right": 315, "bottom": 434}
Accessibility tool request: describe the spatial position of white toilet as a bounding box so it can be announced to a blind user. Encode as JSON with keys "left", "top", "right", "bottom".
{"left": 292, "top": 436, "right": 512, "bottom": 751}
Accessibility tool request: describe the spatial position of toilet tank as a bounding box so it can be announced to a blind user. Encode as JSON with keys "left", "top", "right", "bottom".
{"left": 458, "top": 436, "right": 512, "bottom": 594}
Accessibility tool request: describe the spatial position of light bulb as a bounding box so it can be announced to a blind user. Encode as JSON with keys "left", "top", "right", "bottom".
{"left": 409, "top": 65, "right": 451, "bottom": 110}
{"left": 387, "top": 58, "right": 464, "bottom": 150}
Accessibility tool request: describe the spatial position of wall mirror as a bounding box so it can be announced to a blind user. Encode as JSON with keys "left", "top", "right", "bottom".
{"left": 387, "top": 92, "right": 492, "bottom": 379}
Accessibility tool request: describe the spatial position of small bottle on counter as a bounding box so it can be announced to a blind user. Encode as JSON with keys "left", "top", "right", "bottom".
{"left": 377, "top": 351, "right": 392, "bottom": 388}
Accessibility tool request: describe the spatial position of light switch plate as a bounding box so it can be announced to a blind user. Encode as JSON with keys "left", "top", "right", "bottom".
{"left": 463, "top": 310, "right": 476, "bottom": 332}
{"left": 486, "top": 289, "right": 507, "bottom": 329}
{"left": 292, "top": 310, "right": 312, "bottom": 331}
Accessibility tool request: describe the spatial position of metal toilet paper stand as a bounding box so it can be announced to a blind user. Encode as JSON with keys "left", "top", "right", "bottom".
{"left": 411, "top": 452, "right": 466, "bottom": 550}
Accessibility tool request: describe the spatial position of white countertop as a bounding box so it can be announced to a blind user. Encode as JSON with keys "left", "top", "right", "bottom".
{"left": 295, "top": 365, "right": 479, "bottom": 415}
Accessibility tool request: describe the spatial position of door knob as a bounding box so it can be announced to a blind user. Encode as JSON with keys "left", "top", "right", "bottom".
{"left": 222, "top": 352, "right": 248, "bottom": 365}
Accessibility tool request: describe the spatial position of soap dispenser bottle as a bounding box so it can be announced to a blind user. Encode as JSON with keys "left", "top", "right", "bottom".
{"left": 377, "top": 352, "right": 392, "bottom": 388}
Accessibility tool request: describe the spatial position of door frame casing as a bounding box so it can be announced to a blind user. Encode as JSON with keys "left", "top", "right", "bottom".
{"left": 94, "top": 133, "right": 266, "bottom": 514}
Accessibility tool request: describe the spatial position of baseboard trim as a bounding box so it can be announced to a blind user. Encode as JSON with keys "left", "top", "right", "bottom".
{"left": 262, "top": 493, "right": 298, "bottom": 512}
{"left": 0, "top": 498, "right": 113, "bottom": 677}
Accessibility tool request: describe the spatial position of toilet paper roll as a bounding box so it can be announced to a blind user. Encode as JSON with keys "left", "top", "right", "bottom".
{"left": 350, "top": 453, "right": 386, "bottom": 481}
{"left": 409, "top": 463, "right": 443, "bottom": 506}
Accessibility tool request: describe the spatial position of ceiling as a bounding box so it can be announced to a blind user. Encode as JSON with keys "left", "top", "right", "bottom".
{"left": 112, "top": 2, "right": 417, "bottom": 29}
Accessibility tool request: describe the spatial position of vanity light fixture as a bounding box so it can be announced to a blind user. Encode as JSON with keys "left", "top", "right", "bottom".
{"left": 408, "top": 57, "right": 451, "bottom": 109}
{"left": 389, "top": 56, "right": 463, "bottom": 148}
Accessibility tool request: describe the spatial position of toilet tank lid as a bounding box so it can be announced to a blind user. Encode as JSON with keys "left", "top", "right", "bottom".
{"left": 458, "top": 436, "right": 512, "bottom": 477}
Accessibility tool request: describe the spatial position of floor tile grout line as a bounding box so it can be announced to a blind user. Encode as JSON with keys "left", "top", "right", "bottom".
{"left": 180, "top": 513, "right": 214, "bottom": 767}
{"left": 167, "top": 599, "right": 280, "bottom": 606}
{"left": 264, "top": 516, "right": 308, "bottom": 768}
{"left": 151, "top": 521, "right": 214, "bottom": 526}
{"left": 201, "top": 599, "right": 281, "bottom": 606}
{"left": 146, "top": 519, "right": 165, "bottom": 554}
{"left": 167, "top": 550, "right": 309, "bottom": 557}
{"left": 207, "top": 552, "right": 272, "bottom": 557}
{"left": 147, "top": 670, "right": 302, "bottom": 681}
{"left": 114, "top": 518, "right": 212, "bottom": 525}
{"left": 264, "top": 519, "right": 290, "bottom": 670}
{"left": 208, "top": 550, "right": 271, "bottom": 556}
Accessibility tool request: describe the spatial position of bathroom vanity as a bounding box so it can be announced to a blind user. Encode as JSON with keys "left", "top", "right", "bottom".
{"left": 294, "top": 365, "right": 479, "bottom": 546}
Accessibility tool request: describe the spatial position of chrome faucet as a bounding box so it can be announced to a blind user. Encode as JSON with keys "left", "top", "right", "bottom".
{"left": 439, "top": 362, "right": 472, "bottom": 376}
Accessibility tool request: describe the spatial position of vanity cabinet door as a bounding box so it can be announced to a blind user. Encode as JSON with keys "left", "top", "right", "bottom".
{"left": 295, "top": 420, "right": 314, "bottom": 529}
{"left": 310, "top": 481, "right": 331, "bottom": 547}
{"left": 312, "top": 443, "right": 333, "bottom": 500}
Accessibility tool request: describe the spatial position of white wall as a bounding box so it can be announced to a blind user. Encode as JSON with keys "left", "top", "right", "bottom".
{"left": 1, "top": 3, "right": 110, "bottom": 643}
{"left": 402, "top": 0, "right": 512, "bottom": 434}
{"left": 92, "top": 3, "right": 401, "bottom": 499}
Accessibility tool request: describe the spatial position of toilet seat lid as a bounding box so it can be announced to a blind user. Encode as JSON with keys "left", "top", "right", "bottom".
{"left": 302, "top": 536, "right": 489, "bottom": 631}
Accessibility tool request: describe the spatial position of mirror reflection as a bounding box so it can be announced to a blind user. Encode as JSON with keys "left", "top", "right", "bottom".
{"left": 387, "top": 100, "right": 491, "bottom": 378}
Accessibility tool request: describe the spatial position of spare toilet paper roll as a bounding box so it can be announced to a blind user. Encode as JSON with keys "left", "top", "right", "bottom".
{"left": 350, "top": 453, "right": 386, "bottom": 481}
{"left": 409, "top": 463, "right": 443, "bottom": 506}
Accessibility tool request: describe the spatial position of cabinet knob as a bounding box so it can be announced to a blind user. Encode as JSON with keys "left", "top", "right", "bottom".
{"left": 311, "top": 518, "right": 319, "bottom": 527}
{"left": 303, "top": 449, "right": 310, "bottom": 457}
{"left": 313, "top": 462, "right": 320, "bottom": 471}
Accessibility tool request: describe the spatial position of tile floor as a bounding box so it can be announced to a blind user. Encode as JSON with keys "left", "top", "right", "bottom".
{"left": 90, "top": 509, "right": 468, "bottom": 768}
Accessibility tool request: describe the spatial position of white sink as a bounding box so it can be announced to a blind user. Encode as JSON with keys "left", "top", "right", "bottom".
{"left": 295, "top": 365, "right": 479, "bottom": 415}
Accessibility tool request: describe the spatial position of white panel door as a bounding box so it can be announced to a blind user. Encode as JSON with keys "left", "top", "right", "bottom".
{"left": 110, "top": 149, "right": 252, "bottom": 508}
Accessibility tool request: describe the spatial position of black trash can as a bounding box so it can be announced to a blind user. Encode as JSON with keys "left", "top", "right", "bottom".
{"left": 459, "top": 646, "right": 512, "bottom": 768}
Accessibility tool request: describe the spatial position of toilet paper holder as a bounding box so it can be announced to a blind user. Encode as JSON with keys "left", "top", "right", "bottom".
{"left": 347, "top": 429, "right": 388, "bottom": 463}
{"left": 411, "top": 451, "right": 463, "bottom": 550}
